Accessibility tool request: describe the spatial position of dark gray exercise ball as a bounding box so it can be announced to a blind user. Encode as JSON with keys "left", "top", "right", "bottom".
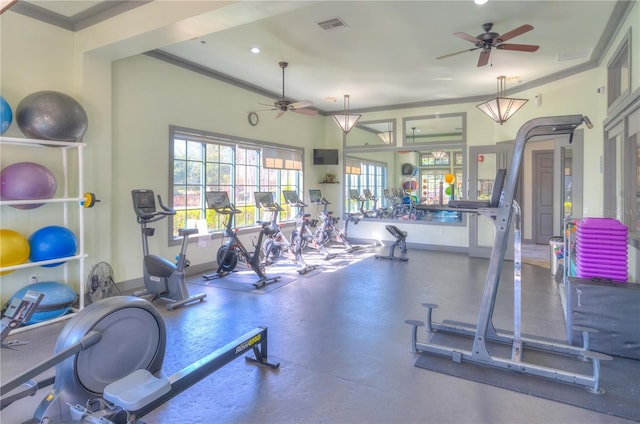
{"left": 16, "top": 90, "right": 88, "bottom": 142}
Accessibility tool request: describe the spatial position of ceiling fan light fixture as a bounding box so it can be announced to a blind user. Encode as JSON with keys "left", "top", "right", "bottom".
{"left": 333, "top": 95, "right": 361, "bottom": 133}
{"left": 477, "top": 76, "right": 528, "bottom": 124}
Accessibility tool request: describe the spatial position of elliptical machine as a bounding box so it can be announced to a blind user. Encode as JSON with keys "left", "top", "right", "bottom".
{"left": 132, "top": 189, "right": 206, "bottom": 310}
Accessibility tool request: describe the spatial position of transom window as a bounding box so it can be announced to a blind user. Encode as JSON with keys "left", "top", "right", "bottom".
{"left": 171, "top": 126, "right": 303, "bottom": 238}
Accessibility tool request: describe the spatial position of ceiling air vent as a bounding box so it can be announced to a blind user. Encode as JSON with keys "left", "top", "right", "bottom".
{"left": 316, "top": 17, "right": 350, "bottom": 32}
{"left": 556, "top": 48, "right": 592, "bottom": 62}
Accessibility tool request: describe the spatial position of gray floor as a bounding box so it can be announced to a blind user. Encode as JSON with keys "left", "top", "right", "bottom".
{"left": 1, "top": 245, "right": 636, "bottom": 424}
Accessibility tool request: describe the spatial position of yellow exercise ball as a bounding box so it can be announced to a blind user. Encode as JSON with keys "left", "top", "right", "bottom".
{"left": 445, "top": 173, "right": 455, "bottom": 184}
{"left": 0, "top": 229, "right": 30, "bottom": 274}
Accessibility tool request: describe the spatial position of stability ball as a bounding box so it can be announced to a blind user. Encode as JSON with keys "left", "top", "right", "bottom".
{"left": 0, "top": 229, "right": 30, "bottom": 274}
{"left": 16, "top": 90, "right": 88, "bottom": 141}
{"left": 29, "top": 226, "right": 77, "bottom": 267}
{"left": 401, "top": 163, "right": 417, "bottom": 176}
{"left": 0, "top": 96, "right": 12, "bottom": 135}
{"left": 445, "top": 173, "right": 455, "bottom": 184}
{"left": 0, "top": 162, "right": 57, "bottom": 209}
{"left": 9, "top": 281, "right": 77, "bottom": 324}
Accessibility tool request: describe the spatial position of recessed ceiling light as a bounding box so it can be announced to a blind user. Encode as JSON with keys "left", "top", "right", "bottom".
{"left": 325, "top": 97, "right": 337, "bottom": 102}
{"left": 250, "top": 47, "right": 261, "bottom": 54}
{"left": 474, "top": 0, "right": 488, "bottom": 4}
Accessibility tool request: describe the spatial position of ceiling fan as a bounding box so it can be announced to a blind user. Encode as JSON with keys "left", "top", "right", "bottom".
{"left": 437, "top": 23, "right": 539, "bottom": 67}
{"left": 260, "top": 61, "right": 318, "bottom": 119}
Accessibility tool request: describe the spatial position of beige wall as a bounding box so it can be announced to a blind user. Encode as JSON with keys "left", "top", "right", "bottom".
{"left": 0, "top": 2, "right": 638, "bottom": 302}
{"left": 111, "top": 54, "right": 327, "bottom": 281}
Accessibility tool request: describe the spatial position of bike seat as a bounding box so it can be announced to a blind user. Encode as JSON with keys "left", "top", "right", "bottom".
{"left": 179, "top": 228, "right": 199, "bottom": 237}
{"left": 258, "top": 221, "right": 274, "bottom": 230}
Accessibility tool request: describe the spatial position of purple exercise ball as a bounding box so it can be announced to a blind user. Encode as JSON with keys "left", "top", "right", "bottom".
{"left": 0, "top": 162, "right": 57, "bottom": 209}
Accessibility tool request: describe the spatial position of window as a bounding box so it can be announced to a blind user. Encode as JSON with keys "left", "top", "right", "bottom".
{"left": 345, "top": 158, "right": 387, "bottom": 213}
{"left": 607, "top": 30, "right": 631, "bottom": 109}
{"left": 171, "top": 126, "right": 303, "bottom": 239}
{"left": 603, "top": 93, "right": 640, "bottom": 243}
{"left": 419, "top": 148, "right": 463, "bottom": 206}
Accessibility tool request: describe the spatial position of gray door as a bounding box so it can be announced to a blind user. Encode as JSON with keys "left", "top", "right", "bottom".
{"left": 533, "top": 150, "right": 554, "bottom": 244}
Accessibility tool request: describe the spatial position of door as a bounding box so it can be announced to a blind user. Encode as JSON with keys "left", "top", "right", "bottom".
{"left": 533, "top": 151, "right": 554, "bottom": 244}
{"left": 468, "top": 144, "right": 513, "bottom": 258}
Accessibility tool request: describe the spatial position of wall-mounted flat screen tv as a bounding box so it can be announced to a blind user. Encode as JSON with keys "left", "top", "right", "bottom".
{"left": 313, "top": 149, "right": 339, "bottom": 165}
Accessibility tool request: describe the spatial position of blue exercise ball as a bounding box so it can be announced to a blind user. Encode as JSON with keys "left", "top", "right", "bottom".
{"left": 16, "top": 90, "right": 88, "bottom": 142}
{"left": 0, "top": 96, "right": 12, "bottom": 135}
{"left": 9, "top": 281, "right": 77, "bottom": 324}
{"left": 28, "top": 225, "right": 77, "bottom": 267}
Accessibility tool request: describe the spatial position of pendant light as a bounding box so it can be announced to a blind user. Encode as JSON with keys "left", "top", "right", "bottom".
{"left": 476, "top": 76, "right": 528, "bottom": 125}
{"left": 377, "top": 121, "right": 393, "bottom": 144}
{"left": 333, "top": 94, "right": 361, "bottom": 133}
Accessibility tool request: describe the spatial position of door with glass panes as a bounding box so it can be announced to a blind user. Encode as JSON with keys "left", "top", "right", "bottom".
{"left": 468, "top": 144, "right": 514, "bottom": 258}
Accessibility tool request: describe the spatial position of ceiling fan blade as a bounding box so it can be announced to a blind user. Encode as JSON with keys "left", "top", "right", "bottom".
{"left": 477, "top": 49, "right": 491, "bottom": 67}
{"left": 453, "top": 32, "right": 481, "bottom": 44}
{"left": 275, "top": 111, "right": 285, "bottom": 119}
{"left": 293, "top": 108, "right": 319, "bottom": 116}
{"left": 1, "top": 0, "right": 19, "bottom": 14}
{"left": 436, "top": 47, "right": 479, "bottom": 60}
{"left": 289, "top": 100, "right": 313, "bottom": 110}
{"left": 496, "top": 24, "right": 533, "bottom": 43}
{"left": 496, "top": 43, "right": 540, "bottom": 52}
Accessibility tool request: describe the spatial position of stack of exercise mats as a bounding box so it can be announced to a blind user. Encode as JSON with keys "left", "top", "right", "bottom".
{"left": 575, "top": 217, "right": 628, "bottom": 281}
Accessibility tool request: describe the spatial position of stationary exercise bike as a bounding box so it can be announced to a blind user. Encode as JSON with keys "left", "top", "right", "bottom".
{"left": 350, "top": 189, "right": 372, "bottom": 219}
{"left": 255, "top": 192, "right": 295, "bottom": 265}
{"left": 309, "top": 189, "right": 359, "bottom": 254}
{"left": 0, "top": 296, "right": 278, "bottom": 423}
{"left": 283, "top": 190, "right": 319, "bottom": 274}
{"left": 202, "top": 191, "right": 280, "bottom": 288}
{"left": 362, "top": 188, "right": 384, "bottom": 218}
{"left": 131, "top": 189, "right": 206, "bottom": 310}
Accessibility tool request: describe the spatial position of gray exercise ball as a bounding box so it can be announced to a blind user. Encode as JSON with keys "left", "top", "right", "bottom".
{"left": 16, "top": 90, "right": 88, "bottom": 142}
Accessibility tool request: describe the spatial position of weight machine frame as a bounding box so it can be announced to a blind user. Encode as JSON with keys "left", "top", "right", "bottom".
{"left": 406, "top": 115, "right": 612, "bottom": 394}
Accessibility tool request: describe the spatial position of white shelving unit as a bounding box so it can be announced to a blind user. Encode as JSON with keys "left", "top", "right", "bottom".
{"left": 0, "top": 136, "right": 87, "bottom": 332}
